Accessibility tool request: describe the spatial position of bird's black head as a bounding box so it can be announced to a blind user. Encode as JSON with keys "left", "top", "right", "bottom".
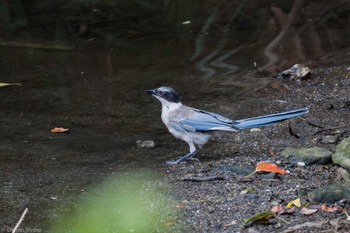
{"left": 146, "top": 86, "right": 181, "bottom": 103}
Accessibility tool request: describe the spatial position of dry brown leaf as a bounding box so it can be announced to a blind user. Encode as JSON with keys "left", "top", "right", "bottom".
{"left": 321, "top": 204, "right": 338, "bottom": 213}
{"left": 271, "top": 205, "right": 295, "bottom": 215}
{"left": 308, "top": 205, "right": 321, "bottom": 210}
{"left": 163, "top": 219, "right": 177, "bottom": 227}
{"left": 175, "top": 204, "right": 186, "bottom": 209}
{"left": 300, "top": 207, "right": 318, "bottom": 215}
{"left": 51, "top": 127, "right": 69, "bottom": 133}
{"left": 271, "top": 205, "right": 285, "bottom": 214}
{"left": 286, "top": 207, "right": 296, "bottom": 214}
{"left": 223, "top": 220, "right": 238, "bottom": 227}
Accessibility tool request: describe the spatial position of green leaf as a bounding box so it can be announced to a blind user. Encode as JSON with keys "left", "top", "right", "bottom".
{"left": 243, "top": 211, "right": 276, "bottom": 227}
{"left": 0, "top": 82, "right": 21, "bottom": 87}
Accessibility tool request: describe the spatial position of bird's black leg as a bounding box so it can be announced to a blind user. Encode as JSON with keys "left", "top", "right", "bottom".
{"left": 165, "top": 150, "right": 199, "bottom": 165}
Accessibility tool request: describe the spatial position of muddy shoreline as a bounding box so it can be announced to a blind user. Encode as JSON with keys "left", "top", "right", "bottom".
{"left": 161, "top": 66, "right": 350, "bottom": 232}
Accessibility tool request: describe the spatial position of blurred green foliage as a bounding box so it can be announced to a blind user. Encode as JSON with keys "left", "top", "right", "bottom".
{"left": 51, "top": 170, "right": 179, "bottom": 233}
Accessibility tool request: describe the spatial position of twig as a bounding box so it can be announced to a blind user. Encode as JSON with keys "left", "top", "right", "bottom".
{"left": 182, "top": 175, "right": 224, "bottom": 182}
{"left": 288, "top": 124, "right": 301, "bottom": 139}
{"left": 275, "top": 214, "right": 290, "bottom": 224}
{"left": 314, "top": 125, "right": 348, "bottom": 135}
{"left": 243, "top": 170, "right": 257, "bottom": 178}
{"left": 307, "top": 121, "right": 324, "bottom": 129}
{"left": 253, "top": 62, "right": 264, "bottom": 77}
{"left": 345, "top": 211, "right": 350, "bottom": 221}
{"left": 12, "top": 208, "right": 28, "bottom": 233}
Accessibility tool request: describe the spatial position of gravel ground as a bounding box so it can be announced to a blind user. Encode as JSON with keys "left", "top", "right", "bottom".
{"left": 162, "top": 66, "right": 350, "bottom": 233}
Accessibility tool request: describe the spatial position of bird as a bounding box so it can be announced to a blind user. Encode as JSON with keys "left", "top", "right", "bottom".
{"left": 146, "top": 86, "right": 308, "bottom": 165}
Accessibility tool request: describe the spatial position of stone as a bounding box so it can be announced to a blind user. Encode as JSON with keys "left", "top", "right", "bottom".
{"left": 310, "top": 183, "right": 350, "bottom": 204}
{"left": 136, "top": 140, "right": 156, "bottom": 148}
{"left": 332, "top": 137, "right": 350, "bottom": 170}
{"left": 321, "top": 135, "right": 339, "bottom": 144}
{"left": 281, "top": 147, "right": 332, "bottom": 165}
{"left": 337, "top": 167, "right": 350, "bottom": 183}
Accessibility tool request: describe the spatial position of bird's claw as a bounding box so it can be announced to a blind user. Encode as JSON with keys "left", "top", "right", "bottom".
{"left": 165, "top": 156, "right": 199, "bottom": 165}
{"left": 165, "top": 160, "right": 181, "bottom": 166}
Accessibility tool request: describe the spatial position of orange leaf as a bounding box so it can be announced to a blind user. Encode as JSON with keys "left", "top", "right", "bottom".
{"left": 51, "top": 127, "right": 69, "bottom": 133}
{"left": 321, "top": 204, "right": 338, "bottom": 213}
{"left": 255, "top": 161, "right": 289, "bottom": 175}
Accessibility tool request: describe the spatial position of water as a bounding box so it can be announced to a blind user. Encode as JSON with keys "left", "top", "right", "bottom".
{"left": 0, "top": 34, "right": 349, "bottom": 168}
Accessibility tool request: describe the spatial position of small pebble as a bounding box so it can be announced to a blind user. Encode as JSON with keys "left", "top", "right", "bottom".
{"left": 136, "top": 140, "right": 156, "bottom": 148}
{"left": 297, "top": 162, "right": 306, "bottom": 166}
{"left": 321, "top": 135, "right": 339, "bottom": 144}
{"left": 250, "top": 128, "right": 261, "bottom": 132}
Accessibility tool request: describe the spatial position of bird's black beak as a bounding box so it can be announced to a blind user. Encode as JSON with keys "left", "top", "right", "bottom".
{"left": 146, "top": 89, "right": 156, "bottom": 95}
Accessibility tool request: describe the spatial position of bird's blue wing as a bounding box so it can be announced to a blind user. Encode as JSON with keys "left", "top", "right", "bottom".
{"left": 178, "top": 109, "right": 237, "bottom": 132}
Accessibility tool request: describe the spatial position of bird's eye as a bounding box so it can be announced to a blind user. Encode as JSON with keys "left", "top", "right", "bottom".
{"left": 163, "top": 92, "right": 169, "bottom": 96}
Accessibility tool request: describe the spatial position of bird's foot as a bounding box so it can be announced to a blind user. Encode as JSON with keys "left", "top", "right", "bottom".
{"left": 165, "top": 160, "right": 182, "bottom": 166}
{"left": 165, "top": 151, "right": 199, "bottom": 165}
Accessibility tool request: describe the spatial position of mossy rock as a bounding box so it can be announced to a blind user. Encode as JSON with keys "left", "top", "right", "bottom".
{"left": 281, "top": 147, "right": 332, "bottom": 165}
{"left": 332, "top": 137, "right": 350, "bottom": 170}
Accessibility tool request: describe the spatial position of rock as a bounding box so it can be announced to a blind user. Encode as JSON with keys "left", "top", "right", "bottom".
{"left": 282, "top": 221, "right": 328, "bottom": 233}
{"left": 310, "top": 183, "right": 350, "bottom": 204}
{"left": 332, "top": 137, "right": 350, "bottom": 170}
{"left": 136, "top": 140, "right": 156, "bottom": 148}
{"left": 337, "top": 167, "right": 350, "bottom": 183}
{"left": 321, "top": 135, "right": 339, "bottom": 144}
{"left": 281, "top": 147, "right": 333, "bottom": 165}
{"left": 277, "top": 64, "right": 311, "bottom": 80}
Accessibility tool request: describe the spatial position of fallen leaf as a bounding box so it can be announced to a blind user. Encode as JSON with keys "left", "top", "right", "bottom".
{"left": 287, "top": 198, "right": 301, "bottom": 208}
{"left": 240, "top": 190, "right": 248, "bottom": 195}
{"left": 271, "top": 205, "right": 295, "bottom": 215}
{"left": 243, "top": 211, "right": 276, "bottom": 227}
{"left": 175, "top": 204, "right": 186, "bottom": 209}
{"left": 308, "top": 205, "right": 321, "bottom": 210}
{"left": 243, "top": 211, "right": 289, "bottom": 227}
{"left": 321, "top": 204, "right": 338, "bottom": 213}
{"left": 51, "top": 127, "right": 69, "bottom": 133}
{"left": 300, "top": 207, "right": 318, "bottom": 215}
{"left": 163, "top": 219, "right": 177, "bottom": 227}
{"left": 286, "top": 207, "right": 296, "bottom": 214}
{"left": 271, "top": 205, "right": 285, "bottom": 214}
{"left": 0, "top": 82, "right": 21, "bottom": 88}
{"left": 255, "top": 161, "right": 289, "bottom": 175}
{"left": 223, "top": 220, "right": 238, "bottom": 227}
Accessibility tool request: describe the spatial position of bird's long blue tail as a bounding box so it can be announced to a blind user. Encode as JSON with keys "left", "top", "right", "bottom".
{"left": 233, "top": 107, "right": 309, "bottom": 130}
